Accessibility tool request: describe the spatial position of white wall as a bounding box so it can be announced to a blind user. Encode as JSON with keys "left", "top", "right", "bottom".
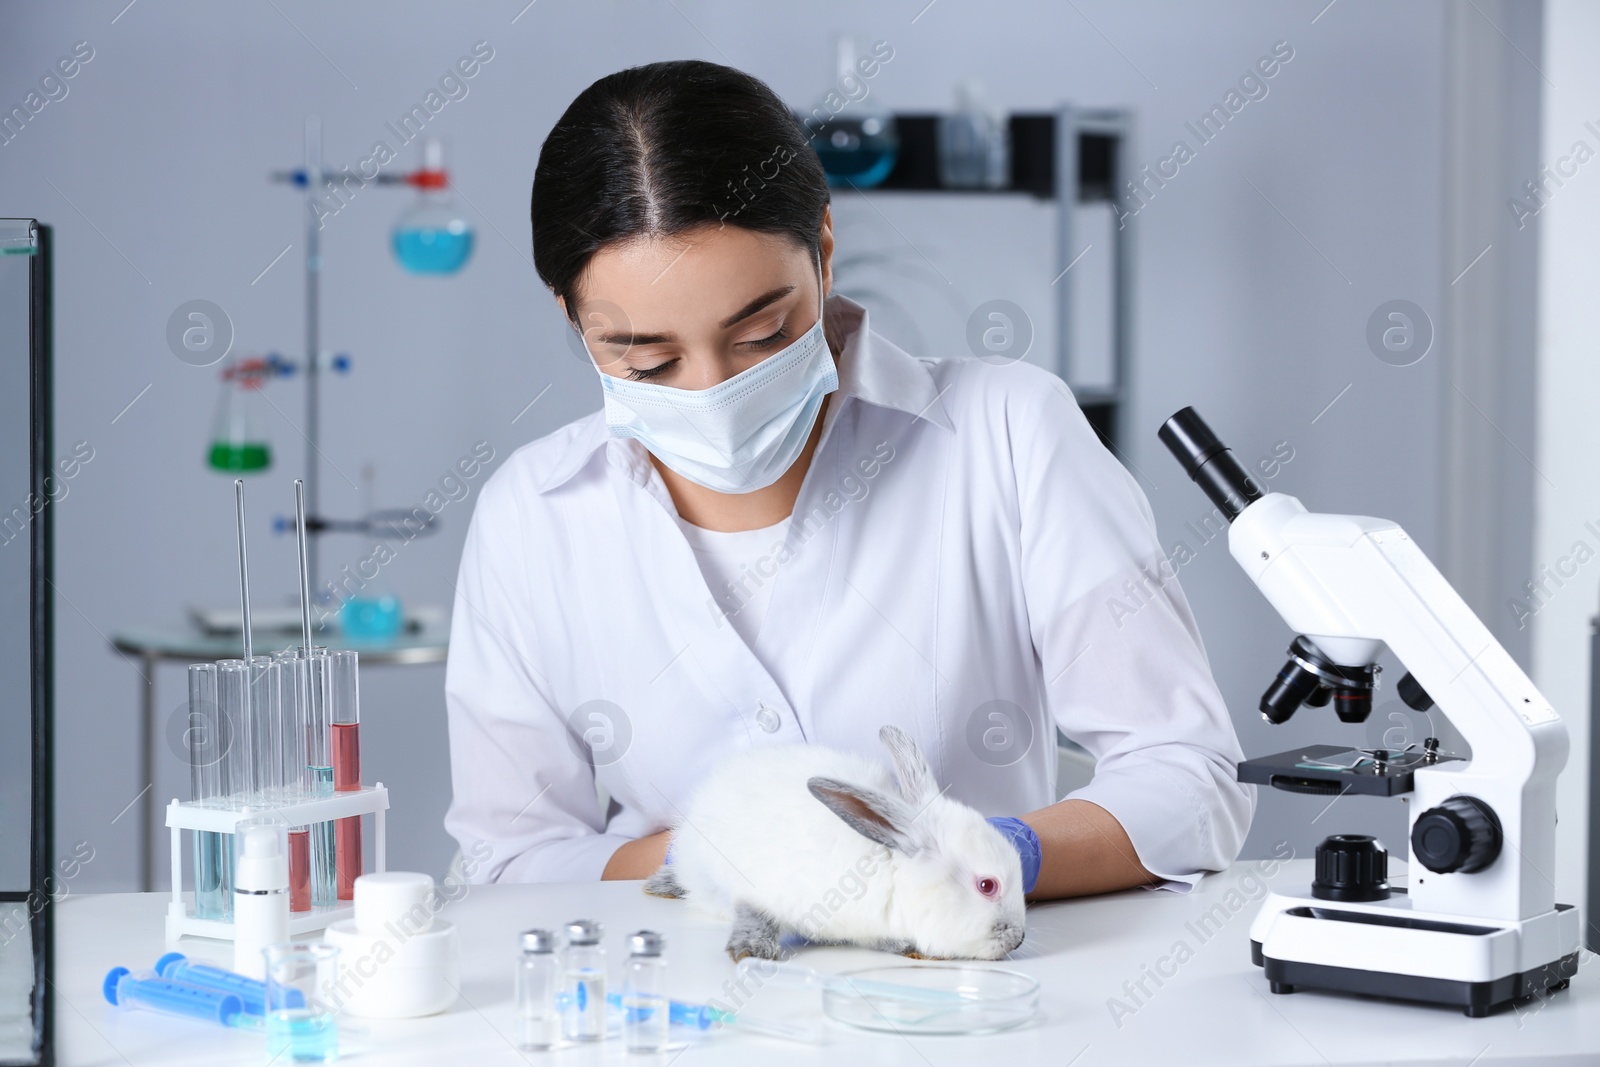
{"left": 0, "top": 0, "right": 1544, "bottom": 891}
{"left": 1535, "top": 0, "right": 1599, "bottom": 925}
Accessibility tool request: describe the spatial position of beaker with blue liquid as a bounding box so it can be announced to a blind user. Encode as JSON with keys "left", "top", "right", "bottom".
{"left": 264, "top": 942, "right": 340, "bottom": 1063}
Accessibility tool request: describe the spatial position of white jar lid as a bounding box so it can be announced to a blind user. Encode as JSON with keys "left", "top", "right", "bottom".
{"left": 354, "top": 871, "right": 435, "bottom": 935}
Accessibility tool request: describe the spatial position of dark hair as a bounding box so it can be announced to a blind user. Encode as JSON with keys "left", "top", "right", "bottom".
{"left": 531, "top": 60, "right": 830, "bottom": 323}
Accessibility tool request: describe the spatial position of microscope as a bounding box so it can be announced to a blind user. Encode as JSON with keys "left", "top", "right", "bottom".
{"left": 1159, "top": 408, "right": 1580, "bottom": 1017}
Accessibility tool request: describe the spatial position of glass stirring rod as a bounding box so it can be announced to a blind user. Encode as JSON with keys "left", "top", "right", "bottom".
{"left": 233, "top": 480, "right": 257, "bottom": 807}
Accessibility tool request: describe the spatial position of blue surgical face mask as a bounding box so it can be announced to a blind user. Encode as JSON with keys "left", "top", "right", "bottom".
{"left": 588, "top": 252, "right": 837, "bottom": 494}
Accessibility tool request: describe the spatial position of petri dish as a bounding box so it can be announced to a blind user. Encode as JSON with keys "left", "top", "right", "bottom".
{"left": 821, "top": 964, "right": 1039, "bottom": 1035}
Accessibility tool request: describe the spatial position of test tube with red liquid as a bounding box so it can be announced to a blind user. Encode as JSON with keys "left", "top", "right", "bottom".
{"left": 329, "top": 650, "right": 362, "bottom": 900}
{"left": 273, "top": 648, "right": 313, "bottom": 913}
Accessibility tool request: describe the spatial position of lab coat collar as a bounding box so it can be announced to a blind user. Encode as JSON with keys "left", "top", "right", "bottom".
{"left": 533, "top": 292, "right": 954, "bottom": 494}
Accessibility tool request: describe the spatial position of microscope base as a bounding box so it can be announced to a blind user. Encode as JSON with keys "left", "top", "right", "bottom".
{"left": 1248, "top": 887, "right": 1581, "bottom": 1017}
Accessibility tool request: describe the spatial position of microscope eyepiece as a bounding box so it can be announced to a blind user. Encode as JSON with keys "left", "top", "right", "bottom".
{"left": 1158, "top": 407, "right": 1265, "bottom": 522}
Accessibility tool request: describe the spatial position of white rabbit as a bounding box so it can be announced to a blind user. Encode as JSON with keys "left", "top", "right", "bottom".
{"left": 643, "top": 725, "right": 1028, "bottom": 961}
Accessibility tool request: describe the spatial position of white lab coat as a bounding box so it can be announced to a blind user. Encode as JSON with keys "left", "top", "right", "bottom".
{"left": 444, "top": 293, "right": 1255, "bottom": 889}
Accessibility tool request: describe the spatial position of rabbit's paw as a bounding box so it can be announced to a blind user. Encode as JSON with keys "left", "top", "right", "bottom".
{"left": 725, "top": 903, "right": 783, "bottom": 961}
{"left": 642, "top": 864, "right": 685, "bottom": 899}
{"left": 898, "top": 947, "right": 952, "bottom": 960}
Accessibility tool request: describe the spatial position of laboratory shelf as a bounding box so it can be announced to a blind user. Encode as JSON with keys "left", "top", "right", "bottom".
{"left": 826, "top": 111, "right": 1118, "bottom": 200}
{"left": 818, "top": 105, "right": 1132, "bottom": 451}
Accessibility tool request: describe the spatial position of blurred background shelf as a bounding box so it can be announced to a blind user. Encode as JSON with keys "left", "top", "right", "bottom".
{"left": 824, "top": 106, "right": 1131, "bottom": 452}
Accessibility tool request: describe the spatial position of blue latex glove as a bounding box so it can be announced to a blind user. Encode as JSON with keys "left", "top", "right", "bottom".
{"left": 986, "top": 816, "right": 1041, "bottom": 895}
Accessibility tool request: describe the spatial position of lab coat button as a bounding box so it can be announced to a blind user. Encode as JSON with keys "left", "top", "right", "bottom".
{"left": 755, "top": 704, "right": 781, "bottom": 733}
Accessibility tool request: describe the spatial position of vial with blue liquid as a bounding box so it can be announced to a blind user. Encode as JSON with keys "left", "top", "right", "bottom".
{"left": 561, "top": 919, "right": 606, "bottom": 1042}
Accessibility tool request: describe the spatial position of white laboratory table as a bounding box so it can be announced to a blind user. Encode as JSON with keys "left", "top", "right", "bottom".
{"left": 54, "top": 859, "right": 1600, "bottom": 1066}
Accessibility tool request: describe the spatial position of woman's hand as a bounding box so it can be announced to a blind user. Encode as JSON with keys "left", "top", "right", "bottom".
{"left": 601, "top": 829, "right": 673, "bottom": 880}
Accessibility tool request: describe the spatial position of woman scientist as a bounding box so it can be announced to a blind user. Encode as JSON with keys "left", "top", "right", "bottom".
{"left": 444, "top": 59, "right": 1254, "bottom": 900}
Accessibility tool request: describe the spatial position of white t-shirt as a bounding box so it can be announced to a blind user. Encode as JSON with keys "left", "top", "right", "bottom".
{"left": 673, "top": 514, "right": 792, "bottom": 660}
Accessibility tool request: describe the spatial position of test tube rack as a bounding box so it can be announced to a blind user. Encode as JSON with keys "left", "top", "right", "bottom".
{"left": 163, "top": 783, "right": 390, "bottom": 944}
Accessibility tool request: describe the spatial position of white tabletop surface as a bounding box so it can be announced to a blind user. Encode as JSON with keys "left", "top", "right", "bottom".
{"left": 53, "top": 859, "right": 1599, "bottom": 1066}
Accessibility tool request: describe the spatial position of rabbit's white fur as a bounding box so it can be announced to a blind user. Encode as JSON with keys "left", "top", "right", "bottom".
{"left": 647, "top": 726, "right": 1027, "bottom": 961}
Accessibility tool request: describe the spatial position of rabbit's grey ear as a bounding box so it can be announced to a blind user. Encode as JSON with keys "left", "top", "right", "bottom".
{"left": 808, "top": 777, "right": 921, "bottom": 855}
{"left": 879, "top": 725, "right": 937, "bottom": 804}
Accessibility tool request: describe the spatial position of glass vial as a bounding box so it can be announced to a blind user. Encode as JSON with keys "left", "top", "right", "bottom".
{"left": 623, "top": 930, "right": 668, "bottom": 1053}
{"left": 561, "top": 920, "right": 606, "bottom": 1042}
{"left": 515, "top": 929, "right": 560, "bottom": 1051}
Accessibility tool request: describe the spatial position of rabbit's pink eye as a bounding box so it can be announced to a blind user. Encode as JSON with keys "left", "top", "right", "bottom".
{"left": 977, "top": 877, "right": 999, "bottom": 898}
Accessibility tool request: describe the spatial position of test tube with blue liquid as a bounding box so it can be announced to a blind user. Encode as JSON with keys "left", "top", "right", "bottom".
{"left": 186, "top": 663, "right": 231, "bottom": 921}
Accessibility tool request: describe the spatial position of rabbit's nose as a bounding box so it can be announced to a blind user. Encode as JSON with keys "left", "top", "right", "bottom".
{"left": 994, "top": 922, "right": 1025, "bottom": 951}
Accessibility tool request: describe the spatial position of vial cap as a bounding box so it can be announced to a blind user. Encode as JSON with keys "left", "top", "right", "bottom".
{"left": 520, "top": 929, "right": 556, "bottom": 954}
{"left": 628, "top": 930, "right": 664, "bottom": 957}
{"left": 565, "top": 919, "right": 602, "bottom": 945}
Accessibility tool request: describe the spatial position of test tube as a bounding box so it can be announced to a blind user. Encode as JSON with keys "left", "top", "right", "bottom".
{"left": 274, "top": 649, "right": 312, "bottom": 912}
{"left": 187, "top": 663, "right": 232, "bottom": 921}
{"left": 247, "top": 655, "right": 283, "bottom": 802}
{"left": 329, "top": 650, "right": 362, "bottom": 900}
{"left": 304, "top": 646, "right": 337, "bottom": 906}
{"left": 217, "top": 659, "right": 254, "bottom": 805}
{"left": 272, "top": 649, "right": 307, "bottom": 799}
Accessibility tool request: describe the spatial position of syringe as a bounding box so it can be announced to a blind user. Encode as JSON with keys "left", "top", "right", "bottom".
{"left": 152, "top": 952, "right": 304, "bottom": 1018}
{"left": 103, "top": 967, "right": 247, "bottom": 1028}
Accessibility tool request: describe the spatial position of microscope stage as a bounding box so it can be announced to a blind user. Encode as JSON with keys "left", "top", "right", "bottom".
{"left": 1238, "top": 744, "right": 1464, "bottom": 797}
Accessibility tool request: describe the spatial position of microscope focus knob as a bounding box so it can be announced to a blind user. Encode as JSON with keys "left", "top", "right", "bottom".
{"left": 1411, "top": 796, "right": 1503, "bottom": 874}
{"left": 1312, "top": 834, "right": 1390, "bottom": 901}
